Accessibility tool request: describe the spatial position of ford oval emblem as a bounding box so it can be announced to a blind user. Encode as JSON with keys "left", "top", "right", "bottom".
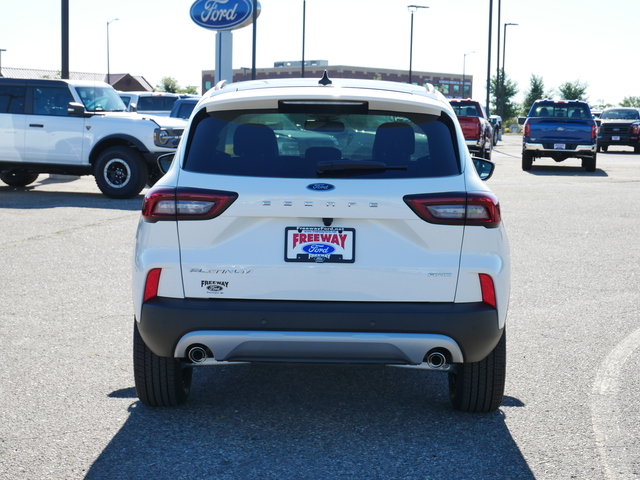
{"left": 307, "top": 183, "right": 335, "bottom": 191}
{"left": 302, "top": 244, "right": 336, "bottom": 255}
{"left": 190, "top": 0, "right": 261, "bottom": 31}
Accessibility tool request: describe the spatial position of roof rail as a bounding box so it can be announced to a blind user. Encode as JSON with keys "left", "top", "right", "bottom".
{"left": 214, "top": 80, "right": 227, "bottom": 90}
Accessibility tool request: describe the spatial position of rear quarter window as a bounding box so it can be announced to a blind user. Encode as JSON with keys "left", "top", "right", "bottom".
{"left": 183, "top": 107, "right": 461, "bottom": 179}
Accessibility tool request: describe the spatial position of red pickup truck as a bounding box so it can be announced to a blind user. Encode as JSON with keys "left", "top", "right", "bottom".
{"left": 449, "top": 99, "right": 493, "bottom": 160}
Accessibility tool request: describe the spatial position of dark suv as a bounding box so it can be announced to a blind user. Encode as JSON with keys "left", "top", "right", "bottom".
{"left": 597, "top": 107, "right": 640, "bottom": 153}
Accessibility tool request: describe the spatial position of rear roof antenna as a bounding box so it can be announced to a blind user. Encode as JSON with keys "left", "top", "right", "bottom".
{"left": 319, "top": 71, "right": 332, "bottom": 86}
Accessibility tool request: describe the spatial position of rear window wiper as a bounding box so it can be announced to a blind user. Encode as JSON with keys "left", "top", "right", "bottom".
{"left": 317, "top": 161, "right": 408, "bottom": 174}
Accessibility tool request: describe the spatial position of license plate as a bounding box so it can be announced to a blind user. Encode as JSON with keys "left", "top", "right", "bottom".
{"left": 612, "top": 136, "right": 620, "bottom": 141}
{"left": 554, "top": 143, "right": 566, "bottom": 150}
{"left": 285, "top": 226, "right": 355, "bottom": 263}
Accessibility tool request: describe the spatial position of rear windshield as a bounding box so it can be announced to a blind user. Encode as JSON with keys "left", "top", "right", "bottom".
{"left": 183, "top": 107, "right": 460, "bottom": 179}
{"left": 531, "top": 103, "right": 590, "bottom": 119}
{"left": 600, "top": 109, "right": 640, "bottom": 120}
{"left": 451, "top": 103, "right": 480, "bottom": 117}
{"left": 137, "top": 96, "right": 177, "bottom": 112}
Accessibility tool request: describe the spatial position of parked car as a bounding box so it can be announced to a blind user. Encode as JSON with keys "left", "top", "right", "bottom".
{"left": 169, "top": 97, "right": 201, "bottom": 120}
{"left": 489, "top": 115, "right": 503, "bottom": 145}
{"left": 596, "top": 107, "right": 640, "bottom": 153}
{"left": 119, "top": 91, "right": 179, "bottom": 116}
{"left": 0, "top": 78, "right": 185, "bottom": 198}
{"left": 449, "top": 99, "right": 493, "bottom": 160}
{"left": 518, "top": 100, "right": 597, "bottom": 171}
{"left": 132, "top": 75, "right": 510, "bottom": 413}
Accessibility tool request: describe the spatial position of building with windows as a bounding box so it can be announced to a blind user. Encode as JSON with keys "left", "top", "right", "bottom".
{"left": 202, "top": 62, "right": 472, "bottom": 98}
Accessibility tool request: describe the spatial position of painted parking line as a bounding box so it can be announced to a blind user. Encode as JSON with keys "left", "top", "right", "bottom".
{"left": 591, "top": 327, "right": 640, "bottom": 479}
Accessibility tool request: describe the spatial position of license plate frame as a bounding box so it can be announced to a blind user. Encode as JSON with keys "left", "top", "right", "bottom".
{"left": 612, "top": 136, "right": 621, "bottom": 141}
{"left": 285, "top": 226, "right": 356, "bottom": 263}
{"left": 554, "top": 143, "right": 566, "bottom": 150}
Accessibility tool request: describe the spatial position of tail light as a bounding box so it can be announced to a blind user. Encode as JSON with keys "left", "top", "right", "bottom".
{"left": 479, "top": 273, "right": 497, "bottom": 308}
{"left": 142, "top": 187, "right": 238, "bottom": 222}
{"left": 591, "top": 123, "right": 598, "bottom": 140}
{"left": 143, "top": 268, "right": 162, "bottom": 302}
{"left": 523, "top": 122, "right": 530, "bottom": 137}
{"left": 403, "top": 192, "right": 501, "bottom": 228}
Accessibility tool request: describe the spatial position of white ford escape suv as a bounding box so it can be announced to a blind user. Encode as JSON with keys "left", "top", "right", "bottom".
{"left": 132, "top": 75, "right": 510, "bottom": 413}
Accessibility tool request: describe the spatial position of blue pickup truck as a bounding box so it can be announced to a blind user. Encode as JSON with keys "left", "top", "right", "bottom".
{"left": 519, "top": 100, "right": 598, "bottom": 171}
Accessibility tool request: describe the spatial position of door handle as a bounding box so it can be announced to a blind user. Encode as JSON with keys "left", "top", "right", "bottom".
{"left": 29, "top": 124, "right": 44, "bottom": 128}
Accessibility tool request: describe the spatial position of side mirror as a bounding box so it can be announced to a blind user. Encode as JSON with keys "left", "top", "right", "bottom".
{"left": 67, "top": 102, "right": 88, "bottom": 117}
{"left": 472, "top": 157, "right": 495, "bottom": 181}
{"left": 157, "top": 153, "right": 174, "bottom": 175}
{"left": 517, "top": 117, "right": 526, "bottom": 125}
{"left": 129, "top": 102, "right": 137, "bottom": 112}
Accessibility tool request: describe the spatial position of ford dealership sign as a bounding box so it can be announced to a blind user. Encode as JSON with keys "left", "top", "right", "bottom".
{"left": 190, "top": 0, "right": 260, "bottom": 31}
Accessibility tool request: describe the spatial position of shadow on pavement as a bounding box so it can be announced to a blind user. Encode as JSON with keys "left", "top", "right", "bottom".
{"left": 87, "top": 365, "right": 533, "bottom": 480}
{"left": 525, "top": 165, "right": 608, "bottom": 177}
{"left": 0, "top": 186, "right": 143, "bottom": 211}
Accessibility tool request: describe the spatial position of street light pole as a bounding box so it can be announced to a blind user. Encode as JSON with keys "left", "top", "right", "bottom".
{"left": 301, "top": 0, "right": 306, "bottom": 78}
{"left": 0, "top": 49, "right": 6, "bottom": 78}
{"left": 502, "top": 23, "right": 518, "bottom": 117}
{"left": 106, "top": 18, "right": 119, "bottom": 85}
{"left": 495, "top": 0, "right": 501, "bottom": 115}
{"left": 407, "top": 5, "right": 428, "bottom": 85}
{"left": 485, "top": 0, "right": 493, "bottom": 115}
{"left": 462, "top": 51, "right": 475, "bottom": 98}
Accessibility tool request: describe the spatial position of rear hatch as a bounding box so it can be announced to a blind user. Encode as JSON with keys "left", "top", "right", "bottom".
{"left": 173, "top": 90, "right": 466, "bottom": 302}
{"left": 176, "top": 174, "right": 466, "bottom": 302}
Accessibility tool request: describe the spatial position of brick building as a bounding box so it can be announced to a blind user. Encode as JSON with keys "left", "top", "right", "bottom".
{"left": 202, "top": 62, "right": 472, "bottom": 98}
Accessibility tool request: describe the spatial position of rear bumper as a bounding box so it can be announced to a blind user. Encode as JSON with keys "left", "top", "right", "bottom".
{"left": 138, "top": 297, "right": 502, "bottom": 363}
{"left": 523, "top": 142, "right": 596, "bottom": 158}
{"left": 597, "top": 135, "right": 639, "bottom": 147}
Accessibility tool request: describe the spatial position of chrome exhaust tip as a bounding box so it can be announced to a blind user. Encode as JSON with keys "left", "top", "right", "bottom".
{"left": 187, "top": 345, "right": 208, "bottom": 364}
{"left": 426, "top": 351, "right": 447, "bottom": 369}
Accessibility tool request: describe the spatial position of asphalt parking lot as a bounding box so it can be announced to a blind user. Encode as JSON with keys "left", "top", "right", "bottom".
{"left": 1, "top": 134, "right": 639, "bottom": 479}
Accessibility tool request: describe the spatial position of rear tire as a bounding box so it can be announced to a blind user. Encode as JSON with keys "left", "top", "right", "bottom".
{"left": 0, "top": 170, "right": 39, "bottom": 187}
{"left": 584, "top": 153, "right": 597, "bottom": 172}
{"left": 448, "top": 330, "right": 506, "bottom": 413}
{"left": 94, "top": 146, "right": 148, "bottom": 199}
{"left": 522, "top": 151, "right": 533, "bottom": 170}
{"left": 133, "top": 320, "right": 192, "bottom": 407}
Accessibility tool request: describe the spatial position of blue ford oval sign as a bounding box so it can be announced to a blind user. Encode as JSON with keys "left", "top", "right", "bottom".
{"left": 190, "top": 0, "right": 260, "bottom": 31}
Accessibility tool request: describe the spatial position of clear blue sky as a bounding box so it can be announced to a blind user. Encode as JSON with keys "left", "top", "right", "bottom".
{"left": 1, "top": 0, "right": 637, "bottom": 106}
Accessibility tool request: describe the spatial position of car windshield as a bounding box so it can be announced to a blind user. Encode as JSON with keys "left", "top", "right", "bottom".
{"left": 600, "top": 109, "right": 640, "bottom": 120}
{"left": 183, "top": 108, "right": 461, "bottom": 179}
{"left": 533, "top": 104, "right": 590, "bottom": 119}
{"left": 76, "top": 86, "right": 127, "bottom": 112}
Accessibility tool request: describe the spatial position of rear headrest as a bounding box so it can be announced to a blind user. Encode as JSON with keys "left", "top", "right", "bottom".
{"left": 234, "top": 124, "right": 278, "bottom": 158}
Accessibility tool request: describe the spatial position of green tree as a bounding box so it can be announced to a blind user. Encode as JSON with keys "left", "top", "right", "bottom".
{"left": 157, "top": 76, "right": 180, "bottom": 93}
{"left": 556, "top": 80, "right": 589, "bottom": 101}
{"left": 156, "top": 77, "right": 199, "bottom": 95}
{"left": 620, "top": 96, "right": 640, "bottom": 107}
{"left": 591, "top": 99, "right": 614, "bottom": 111}
{"left": 490, "top": 69, "right": 519, "bottom": 120}
{"left": 522, "top": 74, "right": 546, "bottom": 115}
{"left": 181, "top": 85, "right": 199, "bottom": 95}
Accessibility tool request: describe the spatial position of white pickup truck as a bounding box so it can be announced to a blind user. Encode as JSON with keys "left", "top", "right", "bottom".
{"left": 0, "top": 78, "right": 186, "bottom": 198}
